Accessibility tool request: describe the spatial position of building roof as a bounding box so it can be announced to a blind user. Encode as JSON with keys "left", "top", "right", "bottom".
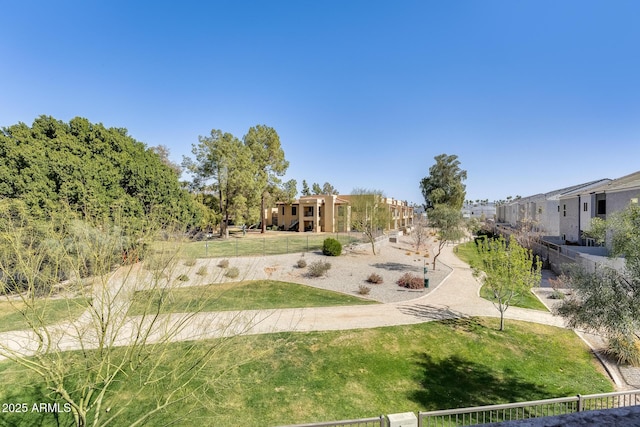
{"left": 598, "top": 170, "right": 640, "bottom": 193}
{"left": 558, "top": 178, "right": 613, "bottom": 198}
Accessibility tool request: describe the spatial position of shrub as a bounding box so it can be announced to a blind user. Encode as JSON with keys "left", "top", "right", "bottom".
{"left": 297, "top": 258, "right": 307, "bottom": 268}
{"left": 224, "top": 267, "right": 240, "bottom": 278}
{"left": 322, "top": 238, "right": 342, "bottom": 256}
{"left": 308, "top": 260, "right": 331, "bottom": 277}
{"left": 366, "top": 273, "right": 383, "bottom": 284}
{"left": 183, "top": 258, "right": 197, "bottom": 267}
{"left": 397, "top": 272, "right": 424, "bottom": 289}
{"left": 549, "top": 289, "right": 565, "bottom": 300}
{"left": 177, "top": 274, "right": 189, "bottom": 282}
{"left": 358, "top": 285, "right": 371, "bottom": 295}
{"left": 218, "top": 259, "right": 230, "bottom": 268}
{"left": 605, "top": 334, "right": 640, "bottom": 366}
{"left": 196, "top": 266, "right": 207, "bottom": 276}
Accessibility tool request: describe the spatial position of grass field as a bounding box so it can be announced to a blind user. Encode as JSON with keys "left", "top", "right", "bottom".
{"left": 128, "top": 280, "right": 378, "bottom": 314}
{"left": 0, "top": 318, "right": 612, "bottom": 426}
{"left": 455, "top": 241, "right": 548, "bottom": 311}
{"left": 165, "top": 232, "right": 361, "bottom": 258}
{"left": 0, "top": 298, "right": 89, "bottom": 333}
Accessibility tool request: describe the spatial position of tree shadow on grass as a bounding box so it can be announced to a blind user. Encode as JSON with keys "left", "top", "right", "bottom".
{"left": 410, "top": 353, "right": 550, "bottom": 411}
{"left": 371, "top": 262, "right": 418, "bottom": 271}
{"left": 397, "top": 304, "right": 467, "bottom": 321}
{"left": 0, "top": 383, "right": 62, "bottom": 427}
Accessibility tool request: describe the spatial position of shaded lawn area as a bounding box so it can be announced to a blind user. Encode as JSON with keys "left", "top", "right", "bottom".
{"left": 455, "top": 241, "right": 548, "bottom": 311}
{"left": 0, "top": 318, "right": 612, "bottom": 426}
{"left": 0, "top": 298, "right": 89, "bottom": 333}
{"left": 128, "top": 280, "right": 378, "bottom": 314}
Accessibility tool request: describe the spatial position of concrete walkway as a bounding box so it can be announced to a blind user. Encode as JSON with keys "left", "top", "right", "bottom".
{"left": 0, "top": 238, "right": 637, "bottom": 390}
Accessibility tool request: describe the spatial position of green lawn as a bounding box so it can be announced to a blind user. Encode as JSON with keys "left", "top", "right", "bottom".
{"left": 0, "top": 298, "right": 89, "bottom": 332}
{"left": 455, "top": 241, "right": 548, "bottom": 311}
{"left": 168, "top": 233, "right": 360, "bottom": 258}
{"left": 0, "top": 318, "right": 612, "bottom": 426}
{"left": 128, "top": 280, "right": 378, "bottom": 314}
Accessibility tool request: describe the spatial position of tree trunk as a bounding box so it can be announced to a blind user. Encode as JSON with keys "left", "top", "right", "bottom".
{"left": 261, "top": 194, "right": 266, "bottom": 234}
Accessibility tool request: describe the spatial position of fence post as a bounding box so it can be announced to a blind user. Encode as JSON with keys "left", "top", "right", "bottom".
{"left": 235, "top": 238, "right": 238, "bottom": 257}
{"left": 577, "top": 394, "right": 583, "bottom": 412}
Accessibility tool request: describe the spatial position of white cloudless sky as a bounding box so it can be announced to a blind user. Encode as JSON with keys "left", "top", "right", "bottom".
{"left": 1, "top": 1, "right": 639, "bottom": 205}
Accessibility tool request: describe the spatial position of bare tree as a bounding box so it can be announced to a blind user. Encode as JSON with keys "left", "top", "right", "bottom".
{"left": 0, "top": 209, "right": 263, "bottom": 426}
{"left": 349, "top": 189, "right": 390, "bottom": 255}
{"left": 411, "top": 218, "right": 428, "bottom": 251}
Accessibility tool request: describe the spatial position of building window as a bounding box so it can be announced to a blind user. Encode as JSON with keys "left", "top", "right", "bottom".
{"left": 597, "top": 200, "right": 606, "bottom": 215}
{"left": 292, "top": 206, "right": 297, "bottom": 216}
{"left": 282, "top": 206, "right": 285, "bottom": 215}
{"left": 583, "top": 202, "right": 588, "bottom": 212}
{"left": 563, "top": 204, "right": 566, "bottom": 217}
{"left": 557, "top": 206, "right": 560, "bottom": 212}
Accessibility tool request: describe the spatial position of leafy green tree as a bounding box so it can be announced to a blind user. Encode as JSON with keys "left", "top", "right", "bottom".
{"left": 474, "top": 235, "right": 541, "bottom": 331}
{"left": 276, "top": 179, "right": 298, "bottom": 203}
{"left": 556, "top": 203, "right": 640, "bottom": 365}
{"left": 311, "top": 182, "right": 323, "bottom": 195}
{"left": 243, "top": 125, "right": 289, "bottom": 233}
{"left": 420, "top": 153, "right": 467, "bottom": 210}
{"left": 420, "top": 154, "right": 467, "bottom": 268}
{"left": 428, "top": 204, "right": 465, "bottom": 270}
{"left": 581, "top": 217, "right": 607, "bottom": 246}
{"left": 349, "top": 188, "right": 390, "bottom": 255}
{"left": 0, "top": 116, "right": 199, "bottom": 230}
{"left": 184, "top": 130, "right": 256, "bottom": 237}
{"left": 301, "top": 180, "right": 311, "bottom": 196}
{"left": 322, "top": 182, "right": 339, "bottom": 195}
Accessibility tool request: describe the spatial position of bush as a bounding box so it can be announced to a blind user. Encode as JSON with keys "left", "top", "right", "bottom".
{"left": 322, "top": 238, "right": 342, "bottom": 256}
{"left": 224, "top": 267, "right": 240, "bottom": 278}
{"left": 308, "top": 261, "right": 331, "bottom": 277}
{"left": 366, "top": 273, "right": 383, "bottom": 284}
{"left": 297, "top": 258, "right": 307, "bottom": 268}
{"left": 397, "top": 272, "right": 424, "bottom": 289}
{"left": 605, "top": 334, "right": 640, "bottom": 366}
{"left": 218, "top": 259, "right": 230, "bottom": 268}
{"left": 549, "top": 289, "right": 565, "bottom": 300}
{"left": 196, "top": 266, "right": 207, "bottom": 276}
{"left": 183, "top": 258, "right": 197, "bottom": 267}
{"left": 177, "top": 274, "right": 189, "bottom": 282}
{"left": 358, "top": 285, "right": 371, "bottom": 295}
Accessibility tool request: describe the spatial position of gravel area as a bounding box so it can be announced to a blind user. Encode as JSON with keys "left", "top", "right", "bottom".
{"left": 184, "top": 236, "right": 453, "bottom": 303}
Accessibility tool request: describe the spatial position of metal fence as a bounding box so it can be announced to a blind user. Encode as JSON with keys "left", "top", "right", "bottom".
{"left": 417, "top": 389, "right": 640, "bottom": 426}
{"left": 195, "top": 231, "right": 385, "bottom": 258}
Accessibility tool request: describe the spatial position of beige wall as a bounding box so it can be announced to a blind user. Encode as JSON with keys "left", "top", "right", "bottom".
{"left": 270, "top": 195, "right": 351, "bottom": 233}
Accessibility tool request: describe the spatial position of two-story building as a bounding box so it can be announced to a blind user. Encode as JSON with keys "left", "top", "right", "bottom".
{"left": 266, "top": 194, "right": 414, "bottom": 233}
{"left": 559, "top": 171, "right": 640, "bottom": 245}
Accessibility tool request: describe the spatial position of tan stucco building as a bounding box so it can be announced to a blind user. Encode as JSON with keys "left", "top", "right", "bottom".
{"left": 266, "top": 194, "right": 413, "bottom": 233}
{"left": 266, "top": 195, "right": 351, "bottom": 233}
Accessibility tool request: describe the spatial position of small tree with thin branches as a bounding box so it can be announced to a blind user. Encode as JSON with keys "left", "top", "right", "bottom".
{"left": 0, "top": 205, "right": 265, "bottom": 426}
{"left": 473, "top": 235, "right": 541, "bottom": 331}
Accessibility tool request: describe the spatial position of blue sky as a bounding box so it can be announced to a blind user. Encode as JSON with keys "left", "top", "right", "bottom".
{"left": 2, "top": 1, "right": 639, "bottom": 205}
